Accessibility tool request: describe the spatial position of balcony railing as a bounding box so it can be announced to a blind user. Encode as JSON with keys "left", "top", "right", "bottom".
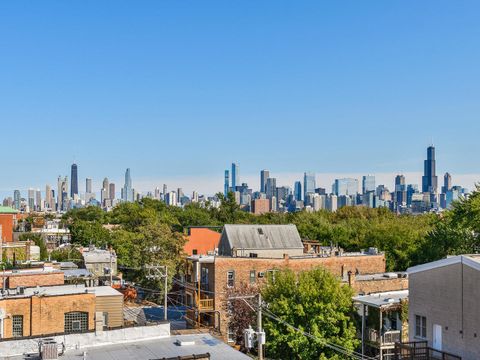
{"left": 394, "top": 341, "right": 462, "bottom": 360}
{"left": 199, "top": 298, "right": 214, "bottom": 311}
{"left": 366, "top": 328, "right": 401, "bottom": 345}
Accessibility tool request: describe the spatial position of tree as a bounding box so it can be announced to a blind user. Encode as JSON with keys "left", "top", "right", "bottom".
{"left": 418, "top": 185, "right": 480, "bottom": 263}
{"left": 19, "top": 232, "right": 48, "bottom": 260}
{"left": 49, "top": 247, "right": 83, "bottom": 263}
{"left": 261, "top": 268, "right": 359, "bottom": 360}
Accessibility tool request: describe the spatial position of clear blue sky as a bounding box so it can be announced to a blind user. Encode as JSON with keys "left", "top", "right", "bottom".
{"left": 1, "top": 1, "right": 480, "bottom": 195}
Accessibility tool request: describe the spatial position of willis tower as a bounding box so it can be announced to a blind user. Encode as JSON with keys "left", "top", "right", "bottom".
{"left": 422, "top": 145, "right": 438, "bottom": 194}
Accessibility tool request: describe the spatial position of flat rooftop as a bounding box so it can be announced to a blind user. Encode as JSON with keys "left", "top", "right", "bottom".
{"left": 50, "top": 334, "right": 249, "bottom": 360}
{"left": 0, "top": 284, "right": 121, "bottom": 299}
{"left": 353, "top": 290, "right": 409, "bottom": 309}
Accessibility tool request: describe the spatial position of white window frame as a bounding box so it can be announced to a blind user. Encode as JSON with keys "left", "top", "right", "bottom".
{"left": 415, "top": 315, "right": 427, "bottom": 339}
{"left": 227, "top": 270, "right": 235, "bottom": 288}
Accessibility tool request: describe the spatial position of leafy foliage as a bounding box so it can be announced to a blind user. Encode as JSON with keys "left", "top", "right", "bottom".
{"left": 261, "top": 268, "right": 359, "bottom": 359}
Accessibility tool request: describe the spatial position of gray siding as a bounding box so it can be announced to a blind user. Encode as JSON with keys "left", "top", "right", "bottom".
{"left": 409, "top": 262, "right": 480, "bottom": 360}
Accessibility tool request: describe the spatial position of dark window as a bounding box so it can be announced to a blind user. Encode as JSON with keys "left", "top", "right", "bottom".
{"left": 12, "top": 315, "right": 23, "bottom": 338}
{"left": 415, "top": 315, "right": 427, "bottom": 338}
{"left": 192, "top": 249, "right": 198, "bottom": 255}
{"left": 227, "top": 270, "right": 235, "bottom": 288}
{"left": 65, "top": 312, "right": 88, "bottom": 333}
{"left": 249, "top": 253, "right": 258, "bottom": 258}
{"left": 250, "top": 270, "right": 256, "bottom": 284}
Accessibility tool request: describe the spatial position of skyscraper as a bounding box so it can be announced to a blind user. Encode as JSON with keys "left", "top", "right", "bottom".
{"left": 70, "top": 163, "right": 78, "bottom": 198}
{"left": 442, "top": 172, "right": 452, "bottom": 194}
{"left": 362, "top": 175, "right": 376, "bottom": 194}
{"left": 35, "top": 189, "right": 42, "bottom": 211}
{"left": 422, "top": 145, "right": 438, "bottom": 194}
{"left": 303, "top": 172, "right": 316, "bottom": 200}
{"left": 231, "top": 163, "right": 239, "bottom": 189}
{"left": 224, "top": 170, "right": 230, "bottom": 197}
{"left": 57, "top": 176, "right": 68, "bottom": 211}
{"left": 294, "top": 181, "right": 302, "bottom": 201}
{"left": 86, "top": 178, "right": 92, "bottom": 194}
{"left": 46, "top": 184, "right": 54, "bottom": 210}
{"left": 122, "top": 168, "right": 133, "bottom": 202}
{"left": 260, "top": 170, "right": 270, "bottom": 193}
{"left": 102, "top": 178, "right": 110, "bottom": 199}
{"left": 109, "top": 183, "right": 116, "bottom": 200}
{"left": 13, "top": 190, "right": 21, "bottom": 210}
{"left": 28, "top": 188, "right": 35, "bottom": 211}
{"left": 265, "top": 177, "right": 277, "bottom": 200}
{"left": 395, "top": 174, "right": 406, "bottom": 206}
{"left": 333, "top": 178, "right": 358, "bottom": 196}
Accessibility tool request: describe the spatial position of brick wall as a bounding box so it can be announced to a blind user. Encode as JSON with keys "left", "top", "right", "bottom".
{"left": 0, "top": 293, "right": 95, "bottom": 339}
{"left": 211, "top": 254, "right": 386, "bottom": 338}
{"left": 0, "top": 214, "right": 15, "bottom": 242}
{"left": 0, "top": 271, "right": 65, "bottom": 289}
{"left": 349, "top": 277, "right": 408, "bottom": 295}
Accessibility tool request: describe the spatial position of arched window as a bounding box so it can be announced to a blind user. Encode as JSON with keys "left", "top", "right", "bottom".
{"left": 64, "top": 312, "right": 88, "bottom": 333}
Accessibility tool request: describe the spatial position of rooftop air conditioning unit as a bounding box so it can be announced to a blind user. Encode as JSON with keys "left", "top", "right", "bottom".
{"left": 40, "top": 340, "right": 58, "bottom": 360}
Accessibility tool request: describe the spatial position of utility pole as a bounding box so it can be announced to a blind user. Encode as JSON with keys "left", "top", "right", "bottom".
{"left": 257, "top": 293, "right": 263, "bottom": 360}
{"left": 109, "top": 247, "right": 113, "bottom": 287}
{"left": 145, "top": 265, "right": 168, "bottom": 321}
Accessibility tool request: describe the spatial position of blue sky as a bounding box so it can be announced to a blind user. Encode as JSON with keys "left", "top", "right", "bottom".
{"left": 1, "top": 1, "right": 480, "bottom": 196}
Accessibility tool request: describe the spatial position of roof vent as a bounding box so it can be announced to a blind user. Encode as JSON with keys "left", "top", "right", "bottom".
{"left": 175, "top": 339, "right": 195, "bottom": 346}
{"left": 384, "top": 298, "right": 395, "bottom": 303}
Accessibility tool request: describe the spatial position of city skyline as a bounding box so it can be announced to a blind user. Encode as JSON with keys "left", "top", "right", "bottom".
{"left": 2, "top": 146, "right": 478, "bottom": 201}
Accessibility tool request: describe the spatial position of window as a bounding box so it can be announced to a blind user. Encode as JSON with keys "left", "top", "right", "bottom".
{"left": 415, "top": 315, "right": 427, "bottom": 339}
{"left": 65, "top": 312, "right": 88, "bottom": 333}
{"left": 192, "top": 249, "right": 198, "bottom": 255}
{"left": 249, "top": 253, "right": 258, "bottom": 258}
{"left": 227, "top": 324, "right": 235, "bottom": 343}
{"left": 12, "top": 315, "right": 23, "bottom": 338}
{"left": 267, "top": 269, "right": 278, "bottom": 283}
{"left": 250, "top": 270, "right": 256, "bottom": 284}
{"left": 227, "top": 270, "right": 235, "bottom": 288}
{"left": 201, "top": 267, "right": 209, "bottom": 288}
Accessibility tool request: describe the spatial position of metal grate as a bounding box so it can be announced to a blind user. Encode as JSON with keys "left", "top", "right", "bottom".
{"left": 64, "top": 312, "right": 88, "bottom": 333}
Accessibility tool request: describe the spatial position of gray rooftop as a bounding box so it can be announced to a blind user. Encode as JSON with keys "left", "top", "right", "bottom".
{"left": 220, "top": 224, "right": 303, "bottom": 251}
{"left": 353, "top": 290, "right": 409, "bottom": 309}
{"left": 55, "top": 334, "right": 250, "bottom": 360}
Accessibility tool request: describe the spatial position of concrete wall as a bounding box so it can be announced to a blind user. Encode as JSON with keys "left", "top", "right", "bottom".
{"left": 409, "top": 262, "right": 480, "bottom": 360}
{"left": 0, "top": 322, "right": 171, "bottom": 358}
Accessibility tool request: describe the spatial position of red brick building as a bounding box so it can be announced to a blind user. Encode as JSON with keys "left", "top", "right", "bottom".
{"left": 251, "top": 199, "right": 270, "bottom": 215}
{"left": 0, "top": 206, "right": 18, "bottom": 243}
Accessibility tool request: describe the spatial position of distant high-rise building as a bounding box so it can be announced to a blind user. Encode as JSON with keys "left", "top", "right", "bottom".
{"left": 109, "top": 183, "right": 116, "bottom": 200}
{"left": 13, "top": 190, "right": 21, "bottom": 210}
{"left": 28, "top": 188, "right": 35, "bottom": 211}
{"left": 86, "top": 178, "right": 92, "bottom": 194}
{"left": 362, "top": 175, "right": 376, "bottom": 194}
{"left": 45, "top": 185, "right": 54, "bottom": 210}
{"left": 231, "top": 163, "right": 239, "bottom": 189}
{"left": 265, "top": 178, "right": 277, "bottom": 200}
{"left": 422, "top": 145, "right": 438, "bottom": 194}
{"left": 122, "top": 168, "right": 133, "bottom": 202}
{"left": 294, "top": 181, "right": 302, "bottom": 201}
{"left": 163, "top": 184, "right": 168, "bottom": 197}
{"left": 333, "top": 178, "right": 358, "bottom": 196}
{"left": 192, "top": 191, "right": 199, "bottom": 203}
{"left": 102, "top": 178, "right": 110, "bottom": 200}
{"left": 57, "top": 176, "right": 68, "bottom": 211}
{"left": 70, "top": 163, "right": 78, "bottom": 198}
{"left": 303, "top": 172, "right": 316, "bottom": 200}
{"left": 442, "top": 172, "right": 452, "bottom": 194}
{"left": 154, "top": 187, "right": 161, "bottom": 200}
{"left": 177, "top": 188, "right": 184, "bottom": 201}
{"left": 395, "top": 175, "right": 406, "bottom": 206}
{"left": 260, "top": 170, "right": 270, "bottom": 193}
{"left": 35, "top": 189, "right": 42, "bottom": 211}
{"left": 224, "top": 170, "right": 230, "bottom": 197}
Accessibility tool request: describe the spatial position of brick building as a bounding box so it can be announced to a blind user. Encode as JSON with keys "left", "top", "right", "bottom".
{"left": 0, "top": 206, "right": 18, "bottom": 243}
{"left": 0, "top": 284, "right": 123, "bottom": 339}
{"left": 250, "top": 199, "right": 270, "bottom": 215}
{"left": 184, "top": 251, "right": 387, "bottom": 340}
{"left": 0, "top": 268, "right": 65, "bottom": 289}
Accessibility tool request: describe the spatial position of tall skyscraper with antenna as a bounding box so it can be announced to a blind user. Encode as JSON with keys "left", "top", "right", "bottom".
{"left": 422, "top": 145, "right": 438, "bottom": 194}
{"left": 122, "top": 168, "right": 133, "bottom": 202}
{"left": 70, "top": 163, "right": 78, "bottom": 198}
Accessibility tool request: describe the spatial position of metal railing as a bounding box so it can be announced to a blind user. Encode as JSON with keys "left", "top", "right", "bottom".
{"left": 366, "top": 328, "right": 401, "bottom": 345}
{"left": 394, "top": 341, "right": 462, "bottom": 360}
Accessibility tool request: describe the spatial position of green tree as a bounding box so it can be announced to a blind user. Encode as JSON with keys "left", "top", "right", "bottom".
{"left": 49, "top": 248, "right": 83, "bottom": 263}
{"left": 262, "top": 268, "right": 359, "bottom": 360}
{"left": 19, "top": 232, "right": 48, "bottom": 260}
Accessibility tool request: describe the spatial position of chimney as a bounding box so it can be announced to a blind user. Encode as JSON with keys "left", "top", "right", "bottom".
{"left": 347, "top": 271, "right": 355, "bottom": 287}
